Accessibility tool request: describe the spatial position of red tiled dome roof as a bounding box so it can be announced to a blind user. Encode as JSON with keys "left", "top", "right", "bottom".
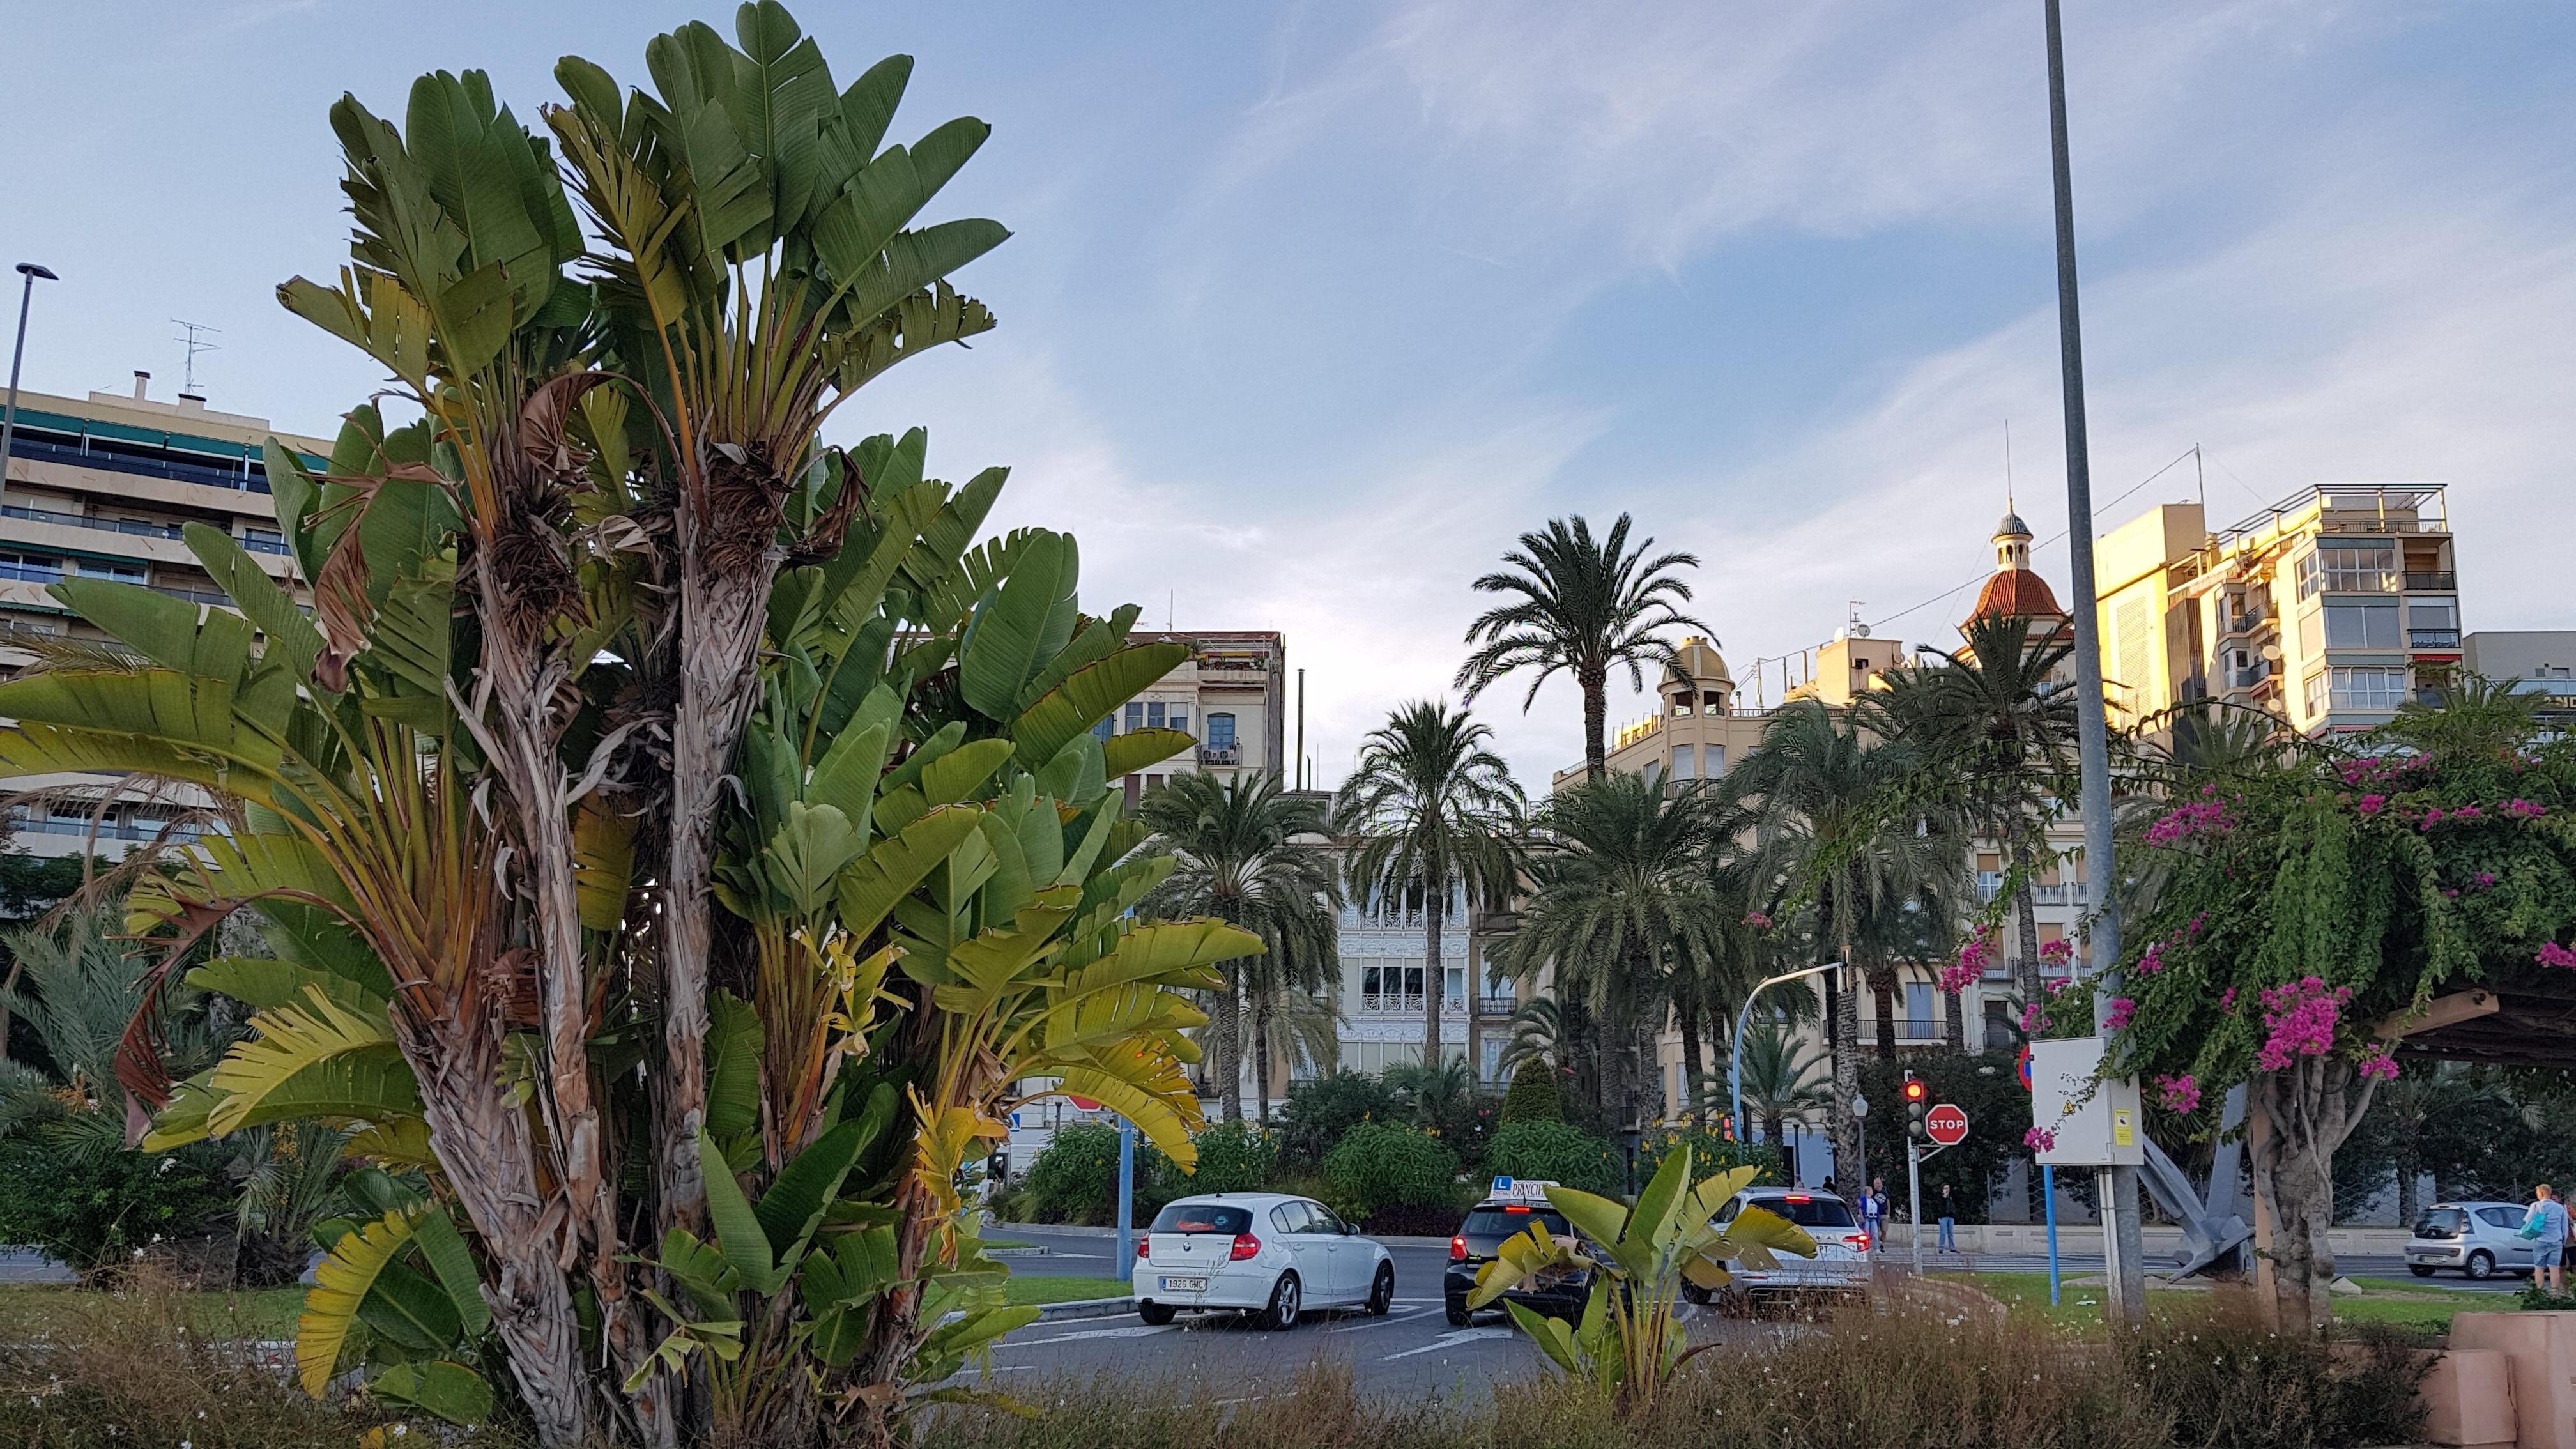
{"left": 1969, "top": 567, "right": 2066, "bottom": 622}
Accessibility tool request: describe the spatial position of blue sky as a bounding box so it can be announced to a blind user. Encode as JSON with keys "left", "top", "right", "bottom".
{"left": 3, "top": 1, "right": 2570, "bottom": 788}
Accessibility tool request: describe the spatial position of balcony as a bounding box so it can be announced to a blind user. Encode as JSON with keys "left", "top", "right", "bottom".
{"left": 2404, "top": 571, "right": 2457, "bottom": 592}
{"left": 2219, "top": 611, "right": 2269, "bottom": 638}
{"left": 1, "top": 504, "right": 183, "bottom": 540}
{"left": 6, "top": 434, "right": 272, "bottom": 494}
{"left": 2409, "top": 629, "right": 2462, "bottom": 650}
{"left": 2225, "top": 664, "right": 2272, "bottom": 691}
{"left": 1197, "top": 744, "right": 1240, "bottom": 767}
{"left": 12, "top": 815, "right": 204, "bottom": 844}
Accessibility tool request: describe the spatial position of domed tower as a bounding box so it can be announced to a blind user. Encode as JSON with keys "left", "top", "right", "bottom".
{"left": 1966, "top": 502, "right": 2066, "bottom": 629}
{"left": 1661, "top": 636, "right": 1733, "bottom": 717}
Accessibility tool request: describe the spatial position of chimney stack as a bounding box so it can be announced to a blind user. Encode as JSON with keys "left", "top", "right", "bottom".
{"left": 132, "top": 371, "right": 150, "bottom": 401}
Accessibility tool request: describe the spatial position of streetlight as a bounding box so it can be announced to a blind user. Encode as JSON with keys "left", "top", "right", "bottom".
{"left": 0, "top": 263, "right": 59, "bottom": 512}
{"left": 1728, "top": 962, "right": 1843, "bottom": 1164}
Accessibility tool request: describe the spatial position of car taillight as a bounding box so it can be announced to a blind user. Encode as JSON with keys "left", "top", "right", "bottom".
{"left": 1229, "top": 1233, "right": 1261, "bottom": 1261}
{"left": 1135, "top": 1239, "right": 1149, "bottom": 1259}
{"left": 1850, "top": 1232, "right": 1870, "bottom": 1252}
{"left": 1450, "top": 1236, "right": 1467, "bottom": 1261}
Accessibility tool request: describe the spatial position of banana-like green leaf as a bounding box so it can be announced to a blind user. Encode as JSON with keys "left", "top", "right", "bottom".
{"left": 706, "top": 991, "right": 763, "bottom": 1144}
{"left": 1100, "top": 727, "right": 1193, "bottom": 780}
{"left": 957, "top": 529, "right": 1072, "bottom": 719}
{"left": 408, "top": 1202, "right": 491, "bottom": 1338}
{"left": 921, "top": 737, "right": 1014, "bottom": 806}
{"left": 50, "top": 577, "right": 253, "bottom": 686}
{"left": 1628, "top": 1144, "right": 1692, "bottom": 1254}
{"left": 573, "top": 798, "right": 636, "bottom": 931}
{"left": 184, "top": 523, "right": 325, "bottom": 686}
{"left": 804, "top": 720, "right": 891, "bottom": 834}
{"left": 1011, "top": 643, "right": 1188, "bottom": 769}
{"left": 762, "top": 801, "right": 865, "bottom": 915}
{"left": 1052, "top": 1045, "right": 1202, "bottom": 1168}
{"left": 835, "top": 805, "right": 983, "bottom": 941}
{"left": 1503, "top": 1298, "right": 1582, "bottom": 1374}
{"left": 298, "top": 1206, "right": 419, "bottom": 1396}
{"left": 753, "top": 1116, "right": 870, "bottom": 1259}
{"left": 371, "top": 1360, "right": 494, "bottom": 1427}
{"left": 187, "top": 956, "right": 385, "bottom": 1015}
{"left": 697, "top": 1128, "right": 785, "bottom": 1296}
{"left": 358, "top": 1259, "right": 463, "bottom": 1353}
{"left": 207, "top": 986, "right": 401, "bottom": 1136}
{"left": 1538, "top": 1187, "right": 1632, "bottom": 1264}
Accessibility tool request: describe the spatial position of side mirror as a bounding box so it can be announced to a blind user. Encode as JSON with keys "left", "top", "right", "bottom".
{"left": 1342, "top": 1222, "right": 1356, "bottom": 1236}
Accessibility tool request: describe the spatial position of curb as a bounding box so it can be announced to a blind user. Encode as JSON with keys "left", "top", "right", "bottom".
{"left": 986, "top": 1246, "right": 1051, "bottom": 1258}
{"left": 1034, "top": 1295, "right": 1135, "bottom": 1321}
{"left": 988, "top": 1223, "right": 1454, "bottom": 1248}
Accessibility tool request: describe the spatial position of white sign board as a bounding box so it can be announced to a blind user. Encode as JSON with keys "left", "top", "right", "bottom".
{"left": 2028, "top": 1036, "right": 2145, "bottom": 1167}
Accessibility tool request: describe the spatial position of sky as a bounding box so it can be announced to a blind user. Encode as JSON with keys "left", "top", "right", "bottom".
{"left": 1, "top": 1, "right": 2570, "bottom": 792}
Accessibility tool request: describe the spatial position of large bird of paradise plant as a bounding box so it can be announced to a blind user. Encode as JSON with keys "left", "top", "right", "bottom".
{"left": 0, "top": 10, "right": 1257, "bottom": 1446}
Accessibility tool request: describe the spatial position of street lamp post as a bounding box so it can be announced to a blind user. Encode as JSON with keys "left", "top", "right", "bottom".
{"left": 0, "top": 263, "right": 60, "bottom": 512}
{"left": 1729, "top": 963, "right": 1842, "bottom": 1165}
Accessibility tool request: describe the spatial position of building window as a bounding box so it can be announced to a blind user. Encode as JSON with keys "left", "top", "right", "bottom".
{"left": 1091, "top": 717, "right": 1114, "bottom": 744}
{"left": 2324, "top": 602, "right": 2400, "bottom": 650}
{"left": 2300, "top": 544, "right": 2395, "bottom": 598}
{"left": 2407, "top": 597, "right": 2459, "bottom": 649}
{"left": 0, "top": 551, "right": 63, "bottom": 583}
{"left": 1703, "top": 696, "right": 1723, "bottom": 716}
{"left": 1670, "top": 744, "right": 1696, "bottom": 780}
{"left": 1704, "top": 745, "right": 1725, "bottom": 777}
{"left": 1206, "top": 713, "right": 1237, "bottom": 751}
{"left": 2327, "top": 666, "right": 2408, "bottom": 711}
{"left": 1169, "top": 703, "right": 1190, "bottom": 737}
{"left": 1361, "top": 963, "right": 1426, "bottom": 1011}
{"left": 1670, "top": 696, "right": 1691, "bottom": 717}
{"left": 1146, "top": 702, "right": 1166, "bottom": 729}
{"left": 1124, "top": 702, "right": 1144, "bottom": 732}
{"left": 1905, "top": 982, "right": 1934, "bottom": 1040}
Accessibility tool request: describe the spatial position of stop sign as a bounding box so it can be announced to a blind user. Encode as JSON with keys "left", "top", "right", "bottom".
{"left": 1925, "top": 1103, "right": 1969, "bottom": 1146}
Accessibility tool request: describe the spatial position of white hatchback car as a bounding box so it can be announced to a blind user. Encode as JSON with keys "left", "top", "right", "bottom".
{"left": 1135, "top": 1193, "right": 1396, "bottom": 1329}
{"left": 1687, "top": 1188, "right": 1871, "bottom": 1303}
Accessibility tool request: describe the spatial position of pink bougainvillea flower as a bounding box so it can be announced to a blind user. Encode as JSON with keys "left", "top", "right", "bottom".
{"left": 2104, "top": 997, "right": 2136, "bottom": 1032}
{"left": 2220, "top": 986, "right": 2238, "bottom": 1012}
{"left": 2039, "top": 939, "right": 2074, "bottom": 966}
{"left": 2504, "top": 798, "right": 2548, "bottom": 819}
{"left": 2356, "top": 1043, "right": 2400, "bottom": 1082}
{"left": 2020, "top": 1003, "right": 2048, "bottom": 1033}
{"left": 2024, "top": 1126, "right": 2057, "bottom": 1153}
{"left": 2136, "top": 941, "right": 2165, "bottom": 976}
{"left": 2255, "top": 976, "right": 2349, "bottom": 1071}
{"left": 2154, "top": 1073, "right": 2202, "bottom": 1114}
{"left": 1936, "top": 961, "right": 1979, "bottom": 995}
{"left": 2356, "top": 794, "right": 2386, "bottom": 816}
{"left": 2145, "top": 799, "right": 2235, "bottom": 847}
{"left": 2539, "top": 941, "right": 2576, "bottom": 970}
{"left": 1741, "top": 911, "right": 1772, "bottom": 929}
{"left": 2475, "top": 871, "right": 2497, "bottom": 888}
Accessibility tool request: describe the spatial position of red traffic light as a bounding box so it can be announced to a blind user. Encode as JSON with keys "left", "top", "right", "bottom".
{"left": 1901, "top": 1076, "right": 1928, "bottom": 1103}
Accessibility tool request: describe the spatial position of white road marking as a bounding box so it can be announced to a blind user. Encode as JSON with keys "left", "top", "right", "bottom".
{"left": 1004, "top": 1322, "right": 1179, "bottom": 1347}
{"left": 1383, "top": 1326, "right": 1513, "bottom": 1360}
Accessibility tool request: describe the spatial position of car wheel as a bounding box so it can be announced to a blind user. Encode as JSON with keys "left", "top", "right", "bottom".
{"left": 2467, "top": 1250, "right": 2496, "bottom": 1280}
{"left": 1682, "top": 1282, "right": 1712, "bottom": 1306}
{"left": 1260, "top": 1273, "right": 1301, "bottom": 1331}
{"left": 2409, "top": 1265, "right": 2436, "bottom": 1278}
{"left": 1365, "top": 1264, "right": 1395, "bottom": 1316}
{"left": 1137, "top": 1300, "right": 1176, "bottom": 1326}
{"left": 1444, "top": 1298, "right": 1473, "bottom": 1327}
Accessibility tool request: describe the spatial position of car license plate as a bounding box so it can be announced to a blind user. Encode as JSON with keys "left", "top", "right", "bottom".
{"left": 1161, "top": 1276, "right": 1208, "bottom": 1292}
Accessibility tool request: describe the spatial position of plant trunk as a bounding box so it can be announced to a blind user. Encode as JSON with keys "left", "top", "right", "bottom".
{"left": 2249, "top": 1059, "right": 2379, "bottom": 1334}
{"left": 1868, "top": 964, "right": 1897, "bottom": 1059}
{"left": 1634, "top": 999, "right": 1663, "bottom": 1124}
{"left": 1581, "top": 664, "right": 1608, "bottom": 784}
{"left": 1675, "top": 999, "right": 1705, "bottom": 1123}
{"left": 1828, "top": 955, "right": 1862, "bottom": 1191}
{"left": 1422, "top": 887, "right": 1445, "bottom": 1068}
{"left": 2395, "top": 1151, "right": 2421, "bottom": 1229}
{"left": 1763, "top": 1109, "right": 1784, "bottom": 1150}
{"left": 1463, "top": 921, "right": 1482, "bottom": 1088}
{"left": 1943, "top": 974, "right": 1966, "bottom": 1052}
{"left": 1210, "top": 967, "right": 1242, "bottom": 1122}
{"left": 402, "top": 1019, "right": 594, "bottom": 1448}
{"left": 2011, "top": 844, "right": 2043, "bottom": 1013}
{"left": 1252, "top": 999, "right": 1273, "bottom": 1128}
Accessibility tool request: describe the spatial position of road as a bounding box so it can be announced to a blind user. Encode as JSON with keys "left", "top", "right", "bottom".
{"left": 976, "top": 1223, "right": 2523, "bottom": 1395}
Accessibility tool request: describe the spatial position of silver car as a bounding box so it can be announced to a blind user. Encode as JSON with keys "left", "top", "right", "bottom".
{"left": 2407, "top": 1201, "right": 2542, "bottom": 1280}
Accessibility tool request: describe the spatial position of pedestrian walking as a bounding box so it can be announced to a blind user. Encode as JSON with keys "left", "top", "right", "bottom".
{"left": 1860, "top": 1176, "right": 1887, "bottom": 1250}
{"left": 1936, "top": 1183, "right": 1959, "bottom": 1254}
{"left": 2530, "top": 1184, "right": 2572, "bottom": 1296}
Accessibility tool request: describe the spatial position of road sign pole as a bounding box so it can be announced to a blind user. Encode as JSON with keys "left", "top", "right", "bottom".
{"left": 2043, "top": 1163, "right": 2062, "bottom": 1306}
{"left": 1908, "top": 1138, "right": 1924, "bottom": 1275}
{"left": 1116, "top": 1117, "right": 1137, "bottom": 1284}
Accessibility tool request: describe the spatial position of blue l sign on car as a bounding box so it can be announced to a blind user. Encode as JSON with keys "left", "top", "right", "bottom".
{"left": 1492, "top": 1177, "right": 1514, "bottom": 1194}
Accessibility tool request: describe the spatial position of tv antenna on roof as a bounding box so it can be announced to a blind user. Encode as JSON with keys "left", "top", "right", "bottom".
{"left": 171, "top": 319, "right": 221, "bottom": 394}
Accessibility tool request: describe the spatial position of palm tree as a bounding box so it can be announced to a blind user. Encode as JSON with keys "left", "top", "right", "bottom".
{"left": 1731, "top": 699, "right": 1961, "bottom": 1187}
{"left": 1726, "top": 1021, "right": 1832, "bottom": 1151}
{"left": 1456, "top": 514, "right": 1713, "bottom": 783}
{"left": 1495, "top": 997, "right": 1567, "bottom": 1082}
{"left": 1239, "top": 931, "right": 1341, "bottom": 1126}
{"left": 1489, "top": 770, "right": 1723, "bottom": 1126}
{"left": 1891, "top": 613, "right": 2076, "bottom": 1013}
{"left": 1137, "top": 772, "right": 1342, "bottom": 1122}
{"left": 1335, "top": 702, "right": 1524, "bottom": 1071}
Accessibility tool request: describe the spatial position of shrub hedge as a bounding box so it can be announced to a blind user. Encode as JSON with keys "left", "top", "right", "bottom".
{"left": 1483, "top": 1119, "right": 1620, "bottom": 1195}
{"left": 1497, "top": 1063, "right": 1563, "bottom": 1123}
{"left": 1322, "top": 1122, "right": 1459, "bottom": 1229}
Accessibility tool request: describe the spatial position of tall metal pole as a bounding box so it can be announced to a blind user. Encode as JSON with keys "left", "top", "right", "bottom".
{"left": 1115, "top": 1116, "right": 1137, "bottom": 1283}
{"left": 2043, "top": 0, "right": 2146, "bottom": 1322}
{"left": 0, "top": 264, "right": 61, "bottom": 513}
{"left": 1731, "top": 962, "right": 1838, "bottom": 1153}
{"left": 1295, "top": 666, "right": 1306, "bottom": 790}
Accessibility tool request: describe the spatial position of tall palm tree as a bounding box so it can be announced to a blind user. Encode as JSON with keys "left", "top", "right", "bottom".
{"left": 1335, "top": 702, "right": 1524, "bottom": 1070}
{"left": 1489, "top": 770, "right": 1722, "bottom": 1126}
{"left": 1137, "top": 772, "right": 1341, "bottom": 1122}
{"left": 1239, "top": 932, "right": 1341, "bottom": 1126}
{"left": 1728, "top": 1020, "right": 1832, "bottom": 1151}
{"left": 1456, "top": 514, "right": 1713, "bottom": 783}
{"left": 1731, "top": 699, "right": 1960, "bottom": 1187}
{"left": 1495, "top": 997, "right": 1567, "bottom": 1082}
{"left": 1891, "top": 613, "right": 2076, "bottom": 1013}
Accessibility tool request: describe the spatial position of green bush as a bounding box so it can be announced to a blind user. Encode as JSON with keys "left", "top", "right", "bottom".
{"left": 1483, "top": 1119, "right": 1620, "bottom": 1196}
{"left": 0, "top": 1137, "right": 234, "bottom": 1277}
{"left": 1323, "top": 1122, "right": 1459, "bottom": 1224}
{"left": 1186, "top": 1121, "right": 1275, "bottom": 1194}
{"left": 1274, "top": 1071, "right": 1402, "bottom": 1171}
{"left": 1498, "top": 1062, "right": 1563, "bottom": 1122}
{"left": 1015, "top": 1123, "right": 1176, "bottom": 1226}
{"left": 1636, "top": 1125, "right": 1782, "bottom": 1190}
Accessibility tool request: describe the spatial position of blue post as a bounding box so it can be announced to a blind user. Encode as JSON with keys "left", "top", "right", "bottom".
{"left": 2043, "top": 1163, "right": 2061, "bottom": 1306}
{"left": 1115, "top": 1116, "right": 1137, "bottom": 1284}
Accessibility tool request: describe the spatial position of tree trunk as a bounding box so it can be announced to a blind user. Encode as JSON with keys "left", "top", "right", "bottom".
{"left": 1422, "top": 887, "right": 1446, "bottom": 1068}
{"left": 1580, "top": 666, "right": 1609, "bottom": 783}
{"left": 1463, "top": 920, "right": 1482, "bottom": 1089}
{"left": 1633, "top": 999, "right": 1663, "bottom": 1124}
{"left": 1828, "top": 958, "right": 1862, "bottom": 1190}
{"left": 1253, "top": 999, "right": 1273, "bottom": 1128}
{"left": 1209, "top": 972, "right": 1242, "bottom": 1123}
{"left": 2249, "top": 1059, "right": 2380, "bottom": 1333}
{"left": 1675, "top": 997, "right": 1706, "bottom": 1123}
{"left": 1868, "top": 965, "right": 1897, "bottom": 1059}
{"left": 1943, "top": 974, "right": 1966, "bottom": 1052}
{"left": 2011, "top": 842, "right": 2044, "bottom": 1014}
{"left": 2395, "top": 1149, "right": 2421, "bottom": 1229}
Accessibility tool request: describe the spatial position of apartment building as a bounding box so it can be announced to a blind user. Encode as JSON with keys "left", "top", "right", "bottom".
{"left": 1550, "top": 637, "right": 1773, "bottom": 793}
{"left": 1104, "top": 629, "right": 1289, "bottom": 807}
{"left": 2092, "top": 486, "right": 2462, "bottom": 735}
{"left": 2465, "top": 631, "right": 2576, "bottom": 721}
{"left": 0, "top": 376, "right": 323, "bottom": 855}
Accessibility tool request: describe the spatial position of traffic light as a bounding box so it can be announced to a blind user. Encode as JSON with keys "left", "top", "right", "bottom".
{"left": 1903, "top": 1071, "right": 1928, "bottom": 1138}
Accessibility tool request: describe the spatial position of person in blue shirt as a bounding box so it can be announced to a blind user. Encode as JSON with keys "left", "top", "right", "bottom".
{"left": 1861, "top": 1176, "right": 1888, "bottom": 1250}
{"left": 2527, "top": 1184, "right": 2570, "bottom": 1295}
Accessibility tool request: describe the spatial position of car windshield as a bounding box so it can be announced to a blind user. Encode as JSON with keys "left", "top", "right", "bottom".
{"left": 2416, "top": 1208, "right": 2467, "bottom": 1236}
{"left": 1463, "top": 1206, "right": 1572, "bottom": 1238}
{"left": 1744, "top": 1195, "right": 1857, "bottom": 1228}
{"left": 1150, "top": 1203, "right": 1252, "bottom": 1235}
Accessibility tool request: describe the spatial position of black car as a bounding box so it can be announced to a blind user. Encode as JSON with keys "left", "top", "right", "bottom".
{"left": 1443, "top": 1194, "right": 1591, "bottom": 1326}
